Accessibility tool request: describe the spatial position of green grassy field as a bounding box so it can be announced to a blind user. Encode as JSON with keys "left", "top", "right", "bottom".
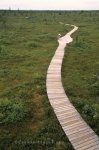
{"left": 0, "top": 10, "right": 99, "bottom": 150}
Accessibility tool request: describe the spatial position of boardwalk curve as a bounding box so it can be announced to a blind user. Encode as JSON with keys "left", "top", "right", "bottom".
{"left": 46, "top": 24, "right": 99, "bottom": 150}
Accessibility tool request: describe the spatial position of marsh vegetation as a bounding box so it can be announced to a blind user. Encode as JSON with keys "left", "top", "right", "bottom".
{"left": 0, "top": 10, "right": 99, "bottom": 150}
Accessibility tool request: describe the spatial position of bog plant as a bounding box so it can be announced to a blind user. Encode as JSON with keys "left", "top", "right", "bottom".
{"left": 0, "top": 98, "right": 28, "bottom": 124}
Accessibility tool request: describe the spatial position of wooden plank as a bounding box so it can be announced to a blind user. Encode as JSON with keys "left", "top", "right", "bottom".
{"left": 75, "top": 137, "right": 99, "bottom": 149}
{"left": 46, "top": 25, "right": 99, "bottom": 150}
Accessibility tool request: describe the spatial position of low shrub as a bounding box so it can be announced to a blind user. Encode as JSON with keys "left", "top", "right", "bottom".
{"left": 0, "top": 98, "right": 28, "bottom": 124}
{"left": 27, "top": 42, "right": 40, "bottom": 48}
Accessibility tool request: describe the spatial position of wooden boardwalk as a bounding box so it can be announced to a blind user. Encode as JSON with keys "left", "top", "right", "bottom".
{"left": 46, "top": 25, "right": 99, "bottom": 150}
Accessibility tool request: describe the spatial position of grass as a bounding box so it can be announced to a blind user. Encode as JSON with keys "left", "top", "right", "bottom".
{"left": 0, "top": 10, "right": 99, "bottom": 150}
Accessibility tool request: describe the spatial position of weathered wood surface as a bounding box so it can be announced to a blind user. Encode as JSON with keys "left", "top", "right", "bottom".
{"left": 46, "top": 25, "right": 99, "bottom": 150}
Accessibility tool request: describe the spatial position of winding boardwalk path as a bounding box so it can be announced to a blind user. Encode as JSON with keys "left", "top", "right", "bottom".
{"left": 46, "top": 25, "right": 99, "bottom": 150}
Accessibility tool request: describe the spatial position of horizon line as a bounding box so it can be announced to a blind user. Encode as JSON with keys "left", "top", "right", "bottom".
{"left": 0, "top": 9, "right": 99, "bottom": 11}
